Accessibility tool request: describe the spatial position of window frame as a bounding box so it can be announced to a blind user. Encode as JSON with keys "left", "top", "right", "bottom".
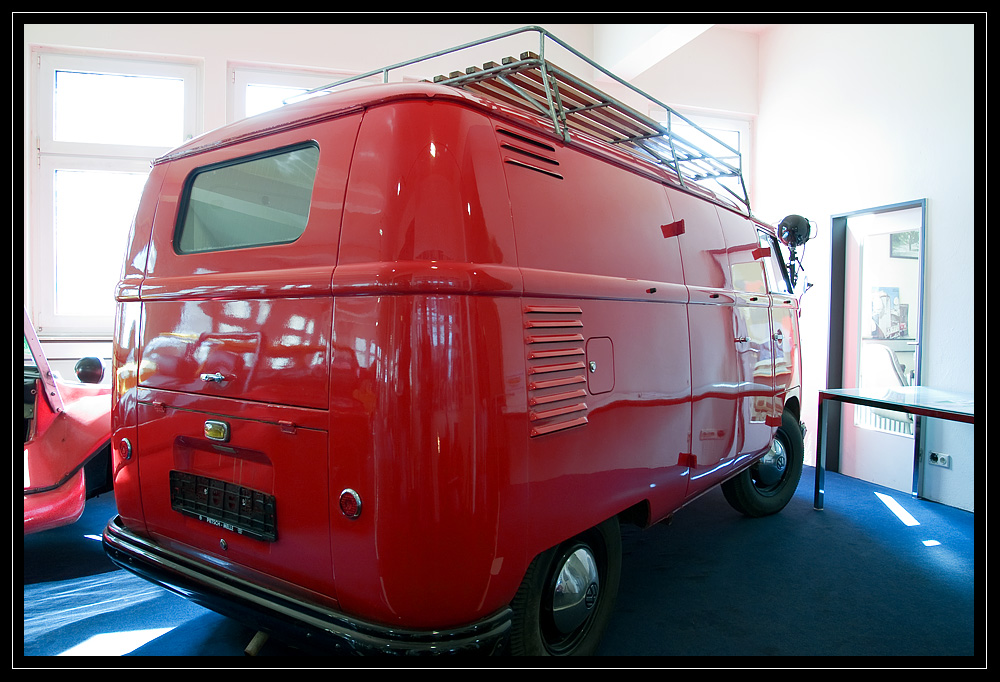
{"left": 34, "top": 155, "right": 153, "bottom": 334}
{"left": 37, "top": 51, "right": 200, "bottom": 158}
{"left": 28, "top": 47, "right": 201, "bottom": 338}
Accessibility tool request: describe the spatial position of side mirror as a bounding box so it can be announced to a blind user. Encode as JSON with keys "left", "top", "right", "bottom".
{"left": 74, "top": 357, "right": 105, "bottom": 384}
{"left": 777, "top": 214, "right": 814, "bottom": 247}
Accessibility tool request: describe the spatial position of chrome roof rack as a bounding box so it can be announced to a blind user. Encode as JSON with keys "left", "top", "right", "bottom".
{"left": 295, "top": 26, "right": 750, "bottom": 213}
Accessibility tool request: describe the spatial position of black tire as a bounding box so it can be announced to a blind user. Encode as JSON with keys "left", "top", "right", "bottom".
{"left": 508, "top": 516, "right": 622, "bottom": 656}
{"left": 722, "top": 410, "right": 804, "bottom": 517}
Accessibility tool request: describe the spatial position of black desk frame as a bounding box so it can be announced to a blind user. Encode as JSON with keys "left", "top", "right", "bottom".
{"left": 814, "top": 387, "right": 974, "bottom": 510}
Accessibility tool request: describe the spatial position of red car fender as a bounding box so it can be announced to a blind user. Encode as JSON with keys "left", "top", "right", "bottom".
{"left": 24, "top": 378, "right": 111, "bottom": 535}
{"left": 23, "top": 469, "right": 87, "bottom": 535}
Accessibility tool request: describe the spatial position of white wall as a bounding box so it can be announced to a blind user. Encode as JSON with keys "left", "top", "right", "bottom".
{"left": 631, "top": 26, "right": 759, "bottom": 118}
{"left": 753, "top": 24, "right": 977, "bottom": 510}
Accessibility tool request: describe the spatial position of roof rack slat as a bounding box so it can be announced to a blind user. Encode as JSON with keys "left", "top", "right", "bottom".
{"left": 515, "top": 53, "right": 661, "bottom": 141}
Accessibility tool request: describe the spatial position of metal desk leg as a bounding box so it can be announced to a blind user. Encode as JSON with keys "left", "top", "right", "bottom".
{"left": 912, "top": 414, "right": 923, "bottom": 499}
{"left": 814, "top": 395, "right": 827, "bottom": 510}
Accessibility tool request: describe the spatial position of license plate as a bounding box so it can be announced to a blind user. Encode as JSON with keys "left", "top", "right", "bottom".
{"left": 169, "top": 470, "right": 277, "bottom": 542}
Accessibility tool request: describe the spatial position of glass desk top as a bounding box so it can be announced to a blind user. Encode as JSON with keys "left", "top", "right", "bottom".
{"left": 817, "top": 386, "right": 974, "bottom": 424}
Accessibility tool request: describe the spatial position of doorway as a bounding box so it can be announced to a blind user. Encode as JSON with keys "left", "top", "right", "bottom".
{"left": 826, "top": 200, "right": 926, "bottom": 491}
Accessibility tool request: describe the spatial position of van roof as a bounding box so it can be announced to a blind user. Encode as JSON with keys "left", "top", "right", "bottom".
{"left": 154, "top": 81, "right": 457, "bottom": 164}
{"left": 156, "top": 79, "right": 744, "bottom": 213}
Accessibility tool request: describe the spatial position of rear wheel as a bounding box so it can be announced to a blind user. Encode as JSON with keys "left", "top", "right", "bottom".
{"left": 509, "top": 516, "right": 622, "bottom": 656}
{"left": 722, "top": 410, "right": 804, "bottom": 517}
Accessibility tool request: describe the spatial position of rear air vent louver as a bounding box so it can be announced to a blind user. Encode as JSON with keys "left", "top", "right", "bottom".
{"left": 504, "top": 158, "right": 564, "bottom": 179}
{"left": 497, "top": 128, "right": 556, "bottom": 151}
{"left": 524, "top": 305, "right": 588, "bottom": 437}
{"left": 498, "top": 128, "right": 563, "bottom": 180}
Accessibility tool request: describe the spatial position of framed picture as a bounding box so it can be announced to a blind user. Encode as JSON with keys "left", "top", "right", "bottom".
{"left": 889, "top": 230, "right": 919, "bottom": 259}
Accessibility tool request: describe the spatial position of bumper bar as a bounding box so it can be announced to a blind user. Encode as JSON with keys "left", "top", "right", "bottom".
{"left": 102, "top": 515, "right": 511, "bottom": 656}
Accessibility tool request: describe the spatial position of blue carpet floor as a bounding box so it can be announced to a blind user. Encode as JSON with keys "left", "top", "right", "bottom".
{"left": 21, "top": 466, "right": 980, "bottom": 664}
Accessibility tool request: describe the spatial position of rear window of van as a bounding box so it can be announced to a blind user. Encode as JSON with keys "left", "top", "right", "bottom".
{"left": 174, "top": 142, "right": 320, "bottom": 254}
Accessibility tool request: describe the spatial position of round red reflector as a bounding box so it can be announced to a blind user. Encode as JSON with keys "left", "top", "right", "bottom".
{"left": 339, "top": 489, "right": 362, "bottom": 519}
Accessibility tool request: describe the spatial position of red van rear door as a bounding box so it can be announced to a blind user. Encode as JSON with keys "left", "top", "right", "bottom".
{"left": 133, "top": 114, "right": 360, "bottom": 595}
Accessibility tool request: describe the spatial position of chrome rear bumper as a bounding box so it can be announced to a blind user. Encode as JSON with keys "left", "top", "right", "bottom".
{"left": 102, "top": 515, "right": 511, "bottom": 656}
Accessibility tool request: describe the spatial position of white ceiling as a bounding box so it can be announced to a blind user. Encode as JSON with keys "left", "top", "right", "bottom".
{"left": 716, "top": 24, "right": 775, "bottom": 34}
{"left": 596, "top": 23, "right": 773, "bottom": 81}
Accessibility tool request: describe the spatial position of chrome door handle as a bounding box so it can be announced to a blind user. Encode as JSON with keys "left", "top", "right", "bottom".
{"left": 734, "top": 336, "right": 749, "bottom": 343}
{"left": 200, "top": 372, "right": 226, "bottom": 383}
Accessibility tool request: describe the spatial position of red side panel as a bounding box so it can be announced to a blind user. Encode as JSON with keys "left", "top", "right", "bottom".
{"left": 331, "top": 101, "right": 528, "bottom": 627}
{"left": 500, "top": 121, "right": 693, "bottom": 539}
{"left": 112, "top": 166, "right": 165, "bottom": 534}
{"left": 666, "top": 187, "right": 741, "bottom": 495}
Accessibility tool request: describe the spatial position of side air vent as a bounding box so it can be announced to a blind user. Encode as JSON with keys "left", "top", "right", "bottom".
{"left": 499, "top": 143, "right": 559, "bottom": 167}
{"left": 498, "top": 128, "right": 563, "bottom": 180}
{"left": 496, "top": 128, "right": 556, "bottom": 152}
{"left": 504, "top": 158, "right": 564, "bottom": 179}
{"left": 524, "top": 305, "right": 588, "bottom": 437}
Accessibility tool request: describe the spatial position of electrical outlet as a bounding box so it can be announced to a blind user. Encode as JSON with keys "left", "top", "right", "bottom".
{"left": 928, "top": 452, "right": 951, "bottom": 468}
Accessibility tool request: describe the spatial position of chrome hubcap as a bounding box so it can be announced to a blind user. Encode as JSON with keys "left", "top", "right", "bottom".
{"left": 754, "top": 436, "right": 788, "bottom": 490}
{"left": 551, "top": 546, "right": 600, "bottom": 634}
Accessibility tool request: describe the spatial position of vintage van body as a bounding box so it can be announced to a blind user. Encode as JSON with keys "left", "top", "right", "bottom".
{"left": 103, "top": 29, "right": 809, "bottom": 656}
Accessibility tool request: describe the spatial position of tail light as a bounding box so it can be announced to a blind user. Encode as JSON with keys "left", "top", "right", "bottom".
{"left": 339, "top": 489, "right": 362, "bottom": 520}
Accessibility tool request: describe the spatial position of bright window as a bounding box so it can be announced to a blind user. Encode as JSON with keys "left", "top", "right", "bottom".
{"left": 52, "top": 168, "right": 151, "bottom": 317}
{"left": 29, "top": 50, "right": 200, "bottom": 337}
{"left": 175, "top": 144, "right": 320, "bottom": 254}
{"left": 229, "top": 63, "right": 381, "bottom": 120}
{"left": 650, "top": 107, "right": 753, "bottom": 209}
{"left": 53, "top": 69, "right": 186, "bottom": 147}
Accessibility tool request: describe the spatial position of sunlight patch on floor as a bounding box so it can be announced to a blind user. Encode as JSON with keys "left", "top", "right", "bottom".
{"left": 875, "top": 491, "right": 920, "bottom": 526}
{"left": 58, "top": 628, "right": 174, "bottom": 656}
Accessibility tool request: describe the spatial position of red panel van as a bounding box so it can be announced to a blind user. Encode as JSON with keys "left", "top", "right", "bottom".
{"left": 103, "top": 27, "right": 812, "bottom": 656}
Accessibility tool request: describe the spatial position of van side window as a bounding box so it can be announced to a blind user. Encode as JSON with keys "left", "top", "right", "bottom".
{"left": 730, "top": 261, "right": 767, "bottom": 294}
{"left": 758, "top": 232, "right": 793, "bottom": 294}
{"left": 174, "top": 143, "right": 320, "bottom": 254}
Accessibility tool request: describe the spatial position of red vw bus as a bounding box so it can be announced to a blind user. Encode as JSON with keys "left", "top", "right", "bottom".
{"left": 103, "top": 27, "right": 811, "bottom": 656}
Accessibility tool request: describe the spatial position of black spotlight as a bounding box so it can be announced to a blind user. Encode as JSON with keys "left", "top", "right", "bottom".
{"left": 777, "top": 214, "right": 812, "bottom": 247}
